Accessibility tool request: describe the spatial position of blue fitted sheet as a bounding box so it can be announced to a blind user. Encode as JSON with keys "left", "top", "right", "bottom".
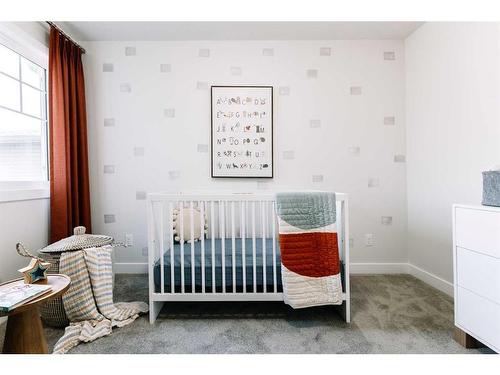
{"left": 153, "top": 238, "right": 282, "bottom": 293}
{"left": 153, "top": 238, "right": 345, "bottom": 294}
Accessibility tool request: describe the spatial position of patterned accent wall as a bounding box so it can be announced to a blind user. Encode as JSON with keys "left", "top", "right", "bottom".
{"left": 82, "top": 40, "right": 407, "bottom": 268}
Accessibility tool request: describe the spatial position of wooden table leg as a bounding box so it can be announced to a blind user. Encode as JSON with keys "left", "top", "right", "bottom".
{"left": 2, "top": 307, "right": 48, "bottom": 354}
{"left": 453, "top": 326, "right": 484, "bottom": 349}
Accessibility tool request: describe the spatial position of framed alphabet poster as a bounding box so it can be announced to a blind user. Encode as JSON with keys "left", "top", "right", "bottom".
{"left": 211, "top": 86, "right": 273, "bottom": 178}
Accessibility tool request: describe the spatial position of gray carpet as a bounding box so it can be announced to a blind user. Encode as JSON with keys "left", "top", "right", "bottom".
{"left": 0, "top": 274, "right": 494, "bottom": 354}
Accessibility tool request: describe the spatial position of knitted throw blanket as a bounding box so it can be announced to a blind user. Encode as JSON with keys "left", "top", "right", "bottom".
{"left": 53, "top": 246, "right": 148, "bottom": 354}
{"left": 275, "top": 192, "right": 343, "bottom": 308}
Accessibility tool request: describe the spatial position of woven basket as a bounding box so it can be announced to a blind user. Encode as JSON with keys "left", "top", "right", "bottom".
{"left": 38, "top": 253, "right": 70, "bottom": 327}
{"left": 38, "top": 226, "right": 114, "bottom": 328}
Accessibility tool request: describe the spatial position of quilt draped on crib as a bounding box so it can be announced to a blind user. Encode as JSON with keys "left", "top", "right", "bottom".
{"left": 53, "top": 246, "right": 148, "bottom": 354}
{"left": 275, "top": 192, "right": 343, "bottom": 308}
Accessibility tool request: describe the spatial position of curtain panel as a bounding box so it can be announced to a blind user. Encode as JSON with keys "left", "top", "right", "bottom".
{"left": 48, "top": 26, "right": 91, "bottom": 242}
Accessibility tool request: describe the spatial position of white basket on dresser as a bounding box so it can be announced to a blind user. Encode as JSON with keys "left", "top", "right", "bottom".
{"left": 453, "top": 204, "right": 500, "bottom": 353}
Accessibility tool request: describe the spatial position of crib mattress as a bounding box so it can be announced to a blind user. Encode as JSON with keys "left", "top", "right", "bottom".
{"left": 153, "top": 238, "right": 346, "bottom": 294}
{"left": 153, "top": 238, "right": 282, "bottom": 293}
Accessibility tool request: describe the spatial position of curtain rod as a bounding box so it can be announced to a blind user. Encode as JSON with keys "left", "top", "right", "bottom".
{"left": 46, "top": 21, "right": 86, "bottom": 54}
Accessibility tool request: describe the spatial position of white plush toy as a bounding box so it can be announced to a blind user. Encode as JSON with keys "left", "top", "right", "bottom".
{"left": 172, "top": 207, "right": 208, "bottom": 243}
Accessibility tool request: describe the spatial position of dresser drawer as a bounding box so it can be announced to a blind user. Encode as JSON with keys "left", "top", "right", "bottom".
{"left": 457, "top": 246, "right": 500, "bottom": 304}
{"left": 455, "top": 207, "right": 500, "bottom": 258}
{"left": 456, "top": 286, "right": 500, "bottom": 352}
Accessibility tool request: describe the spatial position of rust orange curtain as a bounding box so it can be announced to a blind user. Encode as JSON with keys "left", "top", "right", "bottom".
{"left": 48, "top": 26, "right": 91, "bottom": 242}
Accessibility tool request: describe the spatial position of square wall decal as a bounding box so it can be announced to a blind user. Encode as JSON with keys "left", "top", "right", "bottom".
{"left": 125, "top": 47, "right": 136, "bottom": 56}
{"left": 350, "top": 86, "right": 362, "bottom": 95}
{"left": 312, "top": 174, "right": 324, "bottom": 183}
{"left": 169, "top": 170, "right": 181, "bottom": 180}
{"left": 160, "top": 63, "right": 171, "bottom": 73}
{"left": 133, "top": 147, "right": 145, "bottom": 157}
{"left": 262, "top": 48, "right": 274, "bottom": 57}
{"left": 196, "top": 81, "right": 208, "bottom": 90}
{"left": 197, "top": 144, "right": 209, "bottom": 153}
{"left": 120, "top": 83, "right": 131, "bottom": 93}
{"left": 164, "top": 108, "right": 175, "bottom": 118}
{"left": 104, "top": 214, "right": 116, "bottom": 224}
{"left": 368, "top": 178, "right": 380, "bottom": 187}
{"left": 104, "top": 118, "right": 115, "bottom": 127}
{"left": 199, "top": 48, "right": 210, "bottom": 57}
{"left": 381, "top": 216, "right": 393, "bottom": 225}
{"left": 102, "top": 63, "right": 114, "bottom": 72}
{"left": 257, "top": 181, "right": 270, "bottom": 189}
{"left": 394, "top": 154, "right": 406, "bottom": 163}
{"left": 384, "top": 116, "right": 396, "bottom": 126}
{"left": 279, "top": 86, "right": 290, "bottom": 96}
{"left": 230, "top": 66, "right": 242, "bottom": 76}
{"left": 320, "top": 47, "right": 332, "bottom": 56}
{"left": 310, "top": 119, "right": 321, "bottom": 128}
{"left": 383, "top": 51, "right": 396, "bottom": 60}
{"left": 136, "top": 191, "right": 147, "bottom": 200}
{"left": 348, "top": 146, "right": 360, "bottom": 156}
{"left": 306, "top": 69, "right": 318, "bottom": 79}
{"left": 103, "top": 165, "right": 115, "bottom": 174}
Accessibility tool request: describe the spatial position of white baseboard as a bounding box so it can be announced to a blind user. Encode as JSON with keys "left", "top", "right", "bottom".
{"left": 408, "top": 263, "right": 454, "bottom": 297}
{"left": 350, "top": 262, "right": 409, "bottom": 274}
{"left": 114, "top": 262, "right": 147, "bottom": 274}
{"left": 113, "top": 261, "right": 454, "bottom": 298}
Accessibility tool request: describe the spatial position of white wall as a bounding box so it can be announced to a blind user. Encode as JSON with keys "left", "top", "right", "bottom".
{"left": 82, "top": 40, "right": 408, "bottom": 271}
{"left": 405, "top": 23, "right": 500, "bottom": 283}
{"left": 0, "top": 198, "right": 50, "bottom": 282}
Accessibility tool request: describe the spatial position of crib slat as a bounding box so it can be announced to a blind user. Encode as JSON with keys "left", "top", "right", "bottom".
{"left": 261, "top": 201, "right": 267, "bottom": 293}
{"left": 220, "top": 200, "right": 226, "bottom": 293}
{"left": 200, "top": 201, "right": 205, "bottom": 294}
{"left": 252, "top": 201, "right": 256, "bottom": 293}
{"left": 231, "top": 201, "right": 236, "bottom": 293}
{"left": 272, "top": 201, "right": 277, "bottom": 293}
{"left": 180, "top": 203, "right": 185, "bottom": 293}
{"left": 241, "top": 201, "right": 246, "bottom": 293}
{"left": 211, "top": 201, "right": 215, "bottom": 293}
{"left": 190, "top": 201, "right": 195, "bottom": 293}
{"left": 160, "top": 202, "right": 165, "bottom": 294}
{"left": 169, "top": 201, "right": 175, "bottom": 294}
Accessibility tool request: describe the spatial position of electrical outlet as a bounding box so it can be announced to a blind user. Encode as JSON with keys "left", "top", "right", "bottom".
{"left": 125, "top": 234, "right": 134, "bottom": 247}
{"left": 365, "top": 233, "right": 374, "bottom": 247}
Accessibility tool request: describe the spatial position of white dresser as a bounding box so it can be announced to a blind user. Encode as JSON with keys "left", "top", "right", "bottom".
{"left": 453, "top": 204, "right": 500, "bottom": 353}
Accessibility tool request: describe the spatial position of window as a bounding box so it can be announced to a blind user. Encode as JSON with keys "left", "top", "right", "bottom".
{"left": 0, "top": 42, "right": 48, "bottom": 182}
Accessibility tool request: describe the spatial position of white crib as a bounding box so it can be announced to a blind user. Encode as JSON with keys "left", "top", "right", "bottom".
{"left": 147, "top": 192, "right": 350, "bottom": 324}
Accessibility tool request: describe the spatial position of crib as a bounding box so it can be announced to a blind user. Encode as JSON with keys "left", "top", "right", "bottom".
{"left": 147, "top": 192, "right": 350, "bottom": 324}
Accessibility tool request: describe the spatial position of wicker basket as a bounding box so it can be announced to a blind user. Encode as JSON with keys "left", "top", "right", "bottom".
{"left": 39, "top": 253, "right": 70, "bottom": 327}
{"left": 38, "top": 226, "right": 114, "bottom": 328}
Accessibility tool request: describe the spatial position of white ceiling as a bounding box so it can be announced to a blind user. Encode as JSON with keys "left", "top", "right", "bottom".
{"left": 57, "top": 22, "right": 423, "bottom": 41}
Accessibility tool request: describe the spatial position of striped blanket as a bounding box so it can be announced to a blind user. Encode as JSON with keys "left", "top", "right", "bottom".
{"left": 276, "top": 192, "right": 343, "bottom": 308}
{"left": 53, "top": 246, "right": 148, "bottom": 354}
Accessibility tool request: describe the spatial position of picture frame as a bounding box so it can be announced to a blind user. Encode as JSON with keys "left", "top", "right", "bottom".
{"left": 211, "top": 85, "right": 273, "bottom": 178}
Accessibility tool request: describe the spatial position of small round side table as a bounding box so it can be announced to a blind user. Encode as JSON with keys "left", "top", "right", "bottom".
{"left": 1, "top": 274, "right": 70, "bottom": 354}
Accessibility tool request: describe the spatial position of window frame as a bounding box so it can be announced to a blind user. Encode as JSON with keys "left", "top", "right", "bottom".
{"left": 0, "top": 25, "right": 50, "bottom": 202}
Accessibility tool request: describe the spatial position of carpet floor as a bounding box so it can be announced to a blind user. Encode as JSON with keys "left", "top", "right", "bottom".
{"left": 0, "top": 274, "right": 494, "bottom": 354}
